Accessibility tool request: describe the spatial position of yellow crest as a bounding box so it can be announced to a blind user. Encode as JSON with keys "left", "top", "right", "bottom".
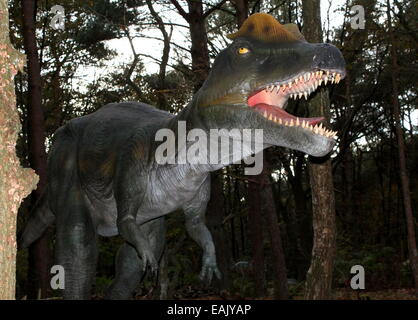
{"left": 227, "top": 13, "right": 304, "bottom": 42}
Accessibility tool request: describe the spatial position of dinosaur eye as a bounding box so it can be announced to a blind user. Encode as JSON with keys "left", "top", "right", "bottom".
{"left": 237, "top": 47, "right": 250, "bottom": 54}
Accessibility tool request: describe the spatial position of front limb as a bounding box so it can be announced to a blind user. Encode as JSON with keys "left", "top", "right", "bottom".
{"left": 183, "top": 180, "right": 221, "bottom": 283}
{"left": 114, "top": 148, "right": 157, "bottom": 272}
{"left": 117, "top": 215, "right": 158, "bottom": 272}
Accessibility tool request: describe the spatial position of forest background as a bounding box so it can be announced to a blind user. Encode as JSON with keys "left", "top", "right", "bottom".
{"left": 2, "top": 0, "right": 417, "bottom": 300}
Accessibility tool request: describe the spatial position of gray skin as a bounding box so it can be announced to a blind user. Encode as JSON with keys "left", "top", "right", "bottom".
{"left": 20, "top": 27, "right": 345, "bottom": 300}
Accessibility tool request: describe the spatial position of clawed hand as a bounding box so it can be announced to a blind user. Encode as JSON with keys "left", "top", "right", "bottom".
{"left": 139, "top": 245, "right": 158, "bottom": 273}
{"left": 199, "top": 254, "right": 221, "bottom": 283}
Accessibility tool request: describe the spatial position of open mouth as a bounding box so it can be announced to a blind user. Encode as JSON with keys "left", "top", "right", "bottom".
{"left": 247, "top": 70, "right": 343, "bottom": 138}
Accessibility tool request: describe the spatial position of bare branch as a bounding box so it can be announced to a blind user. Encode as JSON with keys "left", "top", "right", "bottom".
{"left": 169, "top": 0, "right": 190, "bottom": 22}
{"left": 123, "top": 28, "right": 142, "bottom": 97}
{"left": 137, "top": 53, "right": 189, "bottom": 75}
{"left": 203, "top": 0, "right": 228, "bottom": 19}
{"left": 138, "top": 34, "right": 191, "bottom": 53}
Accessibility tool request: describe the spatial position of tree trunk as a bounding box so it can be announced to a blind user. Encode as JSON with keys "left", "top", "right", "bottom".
{"left": 21, "top": 0, "right": 50, "bottom": 299}
{"left": 146, "top": 0, "right": 171, "bottom": 111}
{"left": 261, "top": 156, "right": 288, "bottom": 299}
{"left": 247, "top": 176, "right": 266, "bottom": 297}
{"left": 170, "top": 0, "right": 231, "bottom": 292}
{"left": 206, "top": 171, "right": 231, "bottom": 291}
{"left": 386, "top": 0, "right": 418, "bottom": 296}
{"left": 289, "top": 154, "right": 312, "bottom": 279}
{"left": 232, "top": 0, "right": 249, "bottom": 27}
{"left": 302, "top": 0, "right": 337, "bottom": 300}
{"left": 187, "top": 0, "right": 210, "bottom": 92}
{"left": 231, "top": 0, "right": 270, "bottom": 297}
{"left": 0, "top": 0, "right": 39, "bottom": 300}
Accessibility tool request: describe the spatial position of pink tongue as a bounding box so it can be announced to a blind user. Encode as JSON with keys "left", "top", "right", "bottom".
{"left": 248, "top": 89, "right": 287, "bottom": 107}
{"left": 252, "top": 103, "right": 324, "bottom": 126}
{"left": 248, "top": 89, "right": 324, "bottom": 125}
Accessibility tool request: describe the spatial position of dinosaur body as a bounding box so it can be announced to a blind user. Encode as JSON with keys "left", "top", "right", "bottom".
{"left": 21, "top": 13, "right": 346, "bottom": 299}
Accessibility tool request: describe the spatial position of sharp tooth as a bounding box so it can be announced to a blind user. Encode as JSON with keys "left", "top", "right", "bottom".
{"left": 300, "top": 76, "right": 304, "bottom": 82}
{"left": 295, "top": 78, "right": 299, "bottom": 84}
{"left": 284, "top": 121, "right": 288, "bottom": 126}
{"left": 296, "top": 118, "right": 300, "bottom": 126}
{"left": 274, "top": 116, "right": 277, "bottom": 122}
{"left": 314, "top": 81, "right": 318, "bottom": 88}
{"left": 263, "top": 110, "right": 267, "bottom": 118}
{"left": 288, "top": 82, "right": 292, "bottom": 88}
{"left": 319, "top": 79, "right": 323, "bottom": 86}
{"left": 324, "top": 76, "right": 328, "bottom": 85}
{"left": 326, "top": 71, "right": 330, "bottom": 76}
{"left": 278, "top": 118, "right": 282, "bottom": 124}
{"left": 299, "top": 92, "right": 303, "bottom": 99}
{"left": 307, "top": 73, "right": 310, "bottom": 81}
{"left": 290, "top": 119, "right": 294, "bottom": 126}
{"left": 319, "top": 70, "right": 323, "bottom": 77}
{"left": 304, "top": 92, "right": 308, "bottom": 100}
{"left": 268, "top": 113, "right": 273, "bottom": 121}
{"left": 332, "top": 72, "right": 336, "bottom": 77}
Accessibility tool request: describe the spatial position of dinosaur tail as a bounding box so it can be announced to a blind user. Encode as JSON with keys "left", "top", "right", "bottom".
{"left": 19, "top": 192, "right": 55, "bottom": 249}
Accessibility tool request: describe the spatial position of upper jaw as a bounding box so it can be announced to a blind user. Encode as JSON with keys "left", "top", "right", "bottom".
{"left": 246, "top": 67, "right": 345, "bottom": 140}
{"left": 252, "top": 68, "right": 345, "bottom": 103}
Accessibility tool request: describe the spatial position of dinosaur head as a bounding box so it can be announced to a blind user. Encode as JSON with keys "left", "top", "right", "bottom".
{"left": 196, "top": 13, "right": 346, "bottom": 157}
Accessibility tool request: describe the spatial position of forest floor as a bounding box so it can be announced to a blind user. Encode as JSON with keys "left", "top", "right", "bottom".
{"left": 130, "top": 288, "right": 418, "bottom": 300}
{"left": 330, "top": 288, "right": 418, "bottom": 300}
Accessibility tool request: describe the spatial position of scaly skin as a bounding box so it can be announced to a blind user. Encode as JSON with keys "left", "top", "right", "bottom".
{"left": 20, "top": 13, "right": 345, "bottom": 299}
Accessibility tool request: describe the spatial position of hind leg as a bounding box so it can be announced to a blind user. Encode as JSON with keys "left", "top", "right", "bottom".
{"left": 55, "top": 191, "right": 98, "bottom": 300}
{"left": 106, "top": 217, "right": 166, "bottom": 300}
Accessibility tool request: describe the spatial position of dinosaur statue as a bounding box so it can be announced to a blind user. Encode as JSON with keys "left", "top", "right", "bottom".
{"left": 20, "top": 13, "right": 345, "bottom": 299}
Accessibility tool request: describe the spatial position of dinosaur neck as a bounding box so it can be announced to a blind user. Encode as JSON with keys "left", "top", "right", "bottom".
{"left": 156, "top": 94, "right": 262, "bottom": 175}
{"left": 162, "top": 94, "right": 214, "bottom": 173}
